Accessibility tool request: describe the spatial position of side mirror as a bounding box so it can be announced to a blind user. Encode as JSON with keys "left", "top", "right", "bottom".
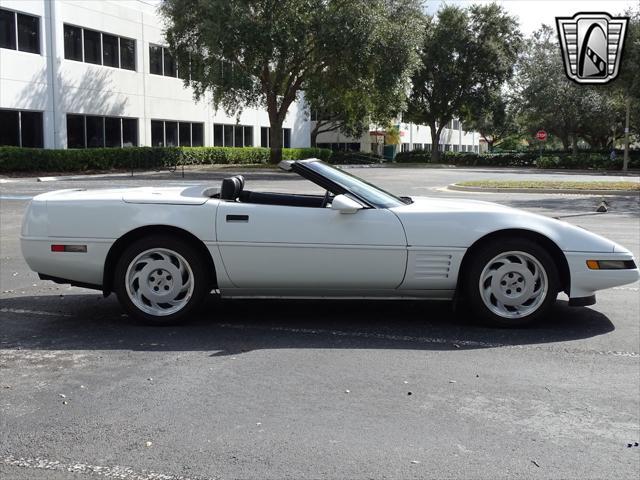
{"left": 331, "top": 194, "right": 363, "bottom": 214}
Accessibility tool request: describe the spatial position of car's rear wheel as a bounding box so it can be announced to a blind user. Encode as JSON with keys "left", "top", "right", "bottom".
{"left": 114, "top": 235, "right": 209, "bottom": 325}
{"left": 462, "top": 238, "right": 560, "bottom": 327}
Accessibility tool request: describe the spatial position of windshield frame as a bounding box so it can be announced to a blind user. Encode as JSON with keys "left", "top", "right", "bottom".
{"left": 292, "top": 160, "right": 405, "bottom": 209}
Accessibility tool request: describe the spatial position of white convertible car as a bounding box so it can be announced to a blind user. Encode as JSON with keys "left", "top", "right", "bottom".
{"left": 21, "top": 159, "right": 639, "bottom": 326}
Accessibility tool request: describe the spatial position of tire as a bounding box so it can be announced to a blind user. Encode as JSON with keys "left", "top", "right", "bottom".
{"left": 113, "top": 234, "right": 210, "bottom": 325}
{"left": 462, "top": 238, "right": 560, "bottom": 327}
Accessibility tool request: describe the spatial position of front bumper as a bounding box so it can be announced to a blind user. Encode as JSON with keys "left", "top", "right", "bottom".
{"left": 565, "top": 251, "right": 640, "bottom": 301}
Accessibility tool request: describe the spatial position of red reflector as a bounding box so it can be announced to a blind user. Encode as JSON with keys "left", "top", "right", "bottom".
{"left": 51, "top": 245, "right": 87, "bottom": 253}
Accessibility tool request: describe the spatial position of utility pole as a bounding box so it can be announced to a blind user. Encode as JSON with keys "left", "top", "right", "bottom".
{"left": 623, "top": 95, "right": 630, "bottom": 172}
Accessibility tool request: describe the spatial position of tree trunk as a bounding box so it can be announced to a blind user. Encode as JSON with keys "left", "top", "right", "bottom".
{"left": 269, "top": 120, "right": 283, "bottom": 164}
{"left": 571, "top": 134, "right": 579, "bottom": 156}
{"left": 310, "top": 125, "right": 319, "bottom": 148}
{"left": 623, "top": 95, "right": 630, "bottom": 171}
{"left": 429, "top": 123, "right": 441, "bottom": 163}
{"left": 559, "top": 134, "right": 570, "bottom": 151}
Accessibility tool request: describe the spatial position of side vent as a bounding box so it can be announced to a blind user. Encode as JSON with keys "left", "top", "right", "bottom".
{"left": 413, "top": 253, "right": 452, "bottom": 279}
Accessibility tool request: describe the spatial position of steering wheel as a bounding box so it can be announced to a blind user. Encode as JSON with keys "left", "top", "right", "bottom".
{"left": 321, "top": 190, "right": 332, "bottom": 208}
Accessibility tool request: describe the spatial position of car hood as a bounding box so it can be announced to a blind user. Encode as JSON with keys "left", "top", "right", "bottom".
{"left": 391, "top": 196, "right": 621, "bottom": 253}
{"left": 33, "top": 185, "right": 219, "bottom": 206}
{"left": 396, "top": 196, "right": 516, "bottom": 214}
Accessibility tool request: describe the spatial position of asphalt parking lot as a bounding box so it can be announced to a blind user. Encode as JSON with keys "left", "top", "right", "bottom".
{"left": 1, "top": 166, "right": 639, "bottom": 479}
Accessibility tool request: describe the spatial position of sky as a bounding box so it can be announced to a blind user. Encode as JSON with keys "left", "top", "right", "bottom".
{"left": 143, "top": 0, "right": 638, "bottom": 36}
{"left": 425, "top": 0, "right": 638, "bottom": 35}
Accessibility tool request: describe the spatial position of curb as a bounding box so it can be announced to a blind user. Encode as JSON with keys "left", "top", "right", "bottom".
{"left": 448, "top": 184, "right": 640, "bottom": 196}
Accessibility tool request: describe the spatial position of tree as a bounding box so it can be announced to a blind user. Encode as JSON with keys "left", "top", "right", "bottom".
{"left": 160, "top": 0, "right": 423, "bottom": 163}
{"left": 515, "top": 24, "right": 632, "bottom": 154}
{"left": 516, "top": 25, "right": 592, "bottom": 153}
{"left": 405, "top": 4, "right": 522, "bottom": 162}
{"left": 305, "top": 6, "right": 422, "bottom": 148}
{"left": 307, "top": 91, "right": 372, "bottom": 148}
{"left": 462, "top": 90, "right": 519, "bottom": 151}
{"left": 612, "top": 7, "right": 640, "bottom": 169}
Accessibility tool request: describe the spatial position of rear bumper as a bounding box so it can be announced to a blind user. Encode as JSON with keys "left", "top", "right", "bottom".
{"left": 21, "top": 236, "right": 111, "bottom": 287}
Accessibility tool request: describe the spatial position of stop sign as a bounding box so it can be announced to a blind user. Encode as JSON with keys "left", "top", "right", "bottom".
{"left": 536, "top": 130, "right": 548, "bottom": 141}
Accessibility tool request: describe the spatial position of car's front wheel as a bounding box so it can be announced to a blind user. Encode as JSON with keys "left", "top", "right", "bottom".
{"left": 114, "top": 235, "right": 209, "bottom": 325}
{"left": 463, "top": 239, "right": 560, "bottom": 327}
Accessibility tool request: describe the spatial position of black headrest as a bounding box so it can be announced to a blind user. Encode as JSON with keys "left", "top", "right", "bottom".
{"left": 220, "top": 175, "right": 245, "bottom": 200}
{"left": 220, "top": 177, "right": 241, "bottom": 200}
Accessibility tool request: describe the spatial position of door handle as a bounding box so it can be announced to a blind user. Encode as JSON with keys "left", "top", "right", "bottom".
{"left": 226, "top": 214, "right": 249, "bottom": 222}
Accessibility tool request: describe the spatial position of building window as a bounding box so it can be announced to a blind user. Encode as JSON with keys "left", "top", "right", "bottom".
{"left": 67, "top": 114, "right": 138, "bottom": 148}
{"left": 474, "top": 145, "right": 479, "bottom": 153}
{"left": 149, "top": 45, "right": 185, "bottom": 78}
{"left": 260, "top": 127, "right": 292, "bottom": 148}
{"left": 0, "top": 110, "right": 20, "bottom": 146}
{"left": 66, "top": 115, "right": 85, "bottom": 148}
{"left": 83, "top": 29, "right": 101, "bottom": 65}
{"left": 401, "top": 143, "right": 410, "bottom": 152}
{"left": 122, "top": 118, "right": 138, "bottom": 147}
{"left": 453, "top": 144, "right": 459, "bottom": 152}
{"left": 149, "top": 45, "right": 163, "bottom": 75}
{"left": 213, "top": 124, "right": 254, "bottom": 147}
{"left": 453, "top": 119, "right": 460, "bottom": 130}
{"left": 0, "top": 8, "right": 40, "bottom": 54}
{"left": 412, "top": 143, "right": 422, "bottom": 151}
{"left": 165, "top": 121, "right": 178, "bottom": 146}
{"left": 151, "top": 120, "right": 164, "bottom": 146}
{"left": 223, "top": 125, "right": 233, "bottom": 146}
{"left": 0, "top": 9, "right": 16, "bottom": 50}
{"left": 192, "top": 123, "right": 204, "bottom": 146}
{"left": 260, "top": 127, "right": 268, "bottom": 148}
{"left": 85, "top": 116, "right": 104, "bottom": 147}
{"left": 163, "top": 49, "right": 177, "bottom": 77}
{"left": 0, "top": 109, "right": 43, "bottom": 147}
{"left": 120, "top": 38, "right": 136, "bottom": 70}
{"left": 283, "top": 128, "right": 291, "bottom": 148}
{"left": 243, "top": 126, "right": 253, "bottom": 147}
{"left": 151, "top": 120, "right": 204, "bottom": 147}
{"left": 64, "top": 25, "right": 82, "bottom": 61}
{"left": 63, "top": 24, "right": 136, "bottom": 70}
{"left": 104, "top": 117, "right": 121, "bottom": 147}
{"left": 213, "top": 124, "right": 223, "bottom": 147}
{"left": 17, "top": 11, "right": 40, "bottom": 53}
{"left": 179, "top": 122, "right": 190, "bottom": 146}
{"left": 102, "top": 33, "right": 119, "bottom": 68}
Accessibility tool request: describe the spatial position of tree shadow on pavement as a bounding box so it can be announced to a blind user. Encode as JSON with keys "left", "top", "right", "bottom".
{"left": 0, "top": 293, "right": 615, "bottom": 356}
{"left": 504, "top": 196, "right": 640, "bottom": 218}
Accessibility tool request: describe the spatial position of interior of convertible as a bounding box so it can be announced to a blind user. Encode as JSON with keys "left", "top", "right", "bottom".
{"left": 215, "top": 175, "right": 333, "bottom": 208}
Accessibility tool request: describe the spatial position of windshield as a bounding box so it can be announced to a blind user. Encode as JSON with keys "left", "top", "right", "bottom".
{"left": 303, "top": 161, "right": 405, "bottom": 208}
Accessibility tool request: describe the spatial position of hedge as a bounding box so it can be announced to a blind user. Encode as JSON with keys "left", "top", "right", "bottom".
{"left": 328, "top": 151, "right": 385, "bottom": 165}
{"left": 394, "top": 150, "right": 640, "bottom": 170}
{"left": 0, "top": 146, "right": 332, "bottom": 172}
{"left": 3, "top": 146, "right": 638, "bottom": 173}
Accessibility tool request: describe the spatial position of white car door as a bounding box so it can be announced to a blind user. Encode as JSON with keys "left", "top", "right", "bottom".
{"left": 215, "top": 201, "right": 407, "bottom": 290}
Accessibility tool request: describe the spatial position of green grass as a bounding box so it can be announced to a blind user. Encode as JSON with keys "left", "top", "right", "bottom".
{"left": 456, "top": 180, "right": 640, "bottom": 191}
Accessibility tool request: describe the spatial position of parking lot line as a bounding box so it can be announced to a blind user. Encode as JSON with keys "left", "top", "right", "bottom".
{"left": 1, "top": 455, "right": 211, "bottom": 480}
